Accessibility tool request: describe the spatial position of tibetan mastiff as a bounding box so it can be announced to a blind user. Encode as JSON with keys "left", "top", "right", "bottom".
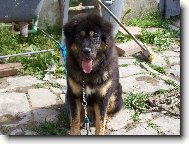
{"left": 63, "top": 13, "right": 123, "bottom": 135}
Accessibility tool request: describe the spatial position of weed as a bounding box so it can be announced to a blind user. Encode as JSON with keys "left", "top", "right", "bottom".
{"left": 115, "top": 31, "right": 132, "bottom": 43}
{"left": 148, "top": 71, "right": 157, "bottom": 78}
{"left": 153, "top": 89, "right": 168, "bottom": 95}
{"left": 119, "top": 64, "right": 129, "bottom": 67}
{"left": 124, "top": 92, "right": 150, "bottom": 110}
{"left": 164, "top": 79, "right": 178, "bottom": 87}
{"left": 147, "top": 122, "right": 164, "bottom": 135}
{"left": 148, "top": 63, "right": 166, "bottom": 74}
{"left": 32, "top": 81, "right": 63, "bottom": 89}
{"left": 124, "top": 92, "right": 150, "bottom": 122}
{"left": 132, "top": 109, "right": 141, "bottom": 122}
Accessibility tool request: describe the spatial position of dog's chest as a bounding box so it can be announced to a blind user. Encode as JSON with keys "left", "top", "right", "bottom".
{"left": 85, "top": 85, "right": 96, "bottom": 96}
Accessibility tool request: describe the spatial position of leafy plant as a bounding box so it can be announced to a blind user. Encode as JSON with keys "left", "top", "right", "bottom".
{"left": 148, "top": 63, "right": 166, "bottom": 74}
{"left": 123, "top": 92, "right": 150, "bottom": 121}
{"left": 124, "top": 92, "right": 150, "bottom": 110}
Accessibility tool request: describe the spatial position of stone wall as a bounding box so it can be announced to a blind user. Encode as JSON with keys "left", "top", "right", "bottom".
{"left": 122, "top": 0, "right": 159, "bottom": 22}
{"left": 38, "top": 0, "right": 159, "bottom": 28}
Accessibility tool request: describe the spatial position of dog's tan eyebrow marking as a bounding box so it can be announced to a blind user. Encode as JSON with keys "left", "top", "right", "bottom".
{"left": 89, "top": 31, "right": 94, "bottom": 37}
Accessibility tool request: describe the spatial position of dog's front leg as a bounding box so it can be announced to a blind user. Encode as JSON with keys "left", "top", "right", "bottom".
{"left": 94, "top": 102, "right": 107, "bottom": 135}
{"left": 69, "top": 98, "right": 81, "bottom": 135}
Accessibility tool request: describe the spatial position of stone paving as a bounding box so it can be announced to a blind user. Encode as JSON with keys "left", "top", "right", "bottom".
{"left": 0, "top": 26, "right": 180, "bottom": 136}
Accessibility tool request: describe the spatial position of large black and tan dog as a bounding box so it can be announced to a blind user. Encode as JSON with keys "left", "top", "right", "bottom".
{"left": 63, "top": 13, "right": 123, "bottom": 135}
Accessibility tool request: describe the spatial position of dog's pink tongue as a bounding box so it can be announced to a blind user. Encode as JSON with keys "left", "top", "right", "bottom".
{"left": 82, "top": 60, "right": 93, "bottom": 73}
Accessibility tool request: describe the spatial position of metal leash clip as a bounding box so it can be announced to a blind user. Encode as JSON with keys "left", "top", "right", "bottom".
{"left": 84, "top": 117, "right": 90, "bottom": 135}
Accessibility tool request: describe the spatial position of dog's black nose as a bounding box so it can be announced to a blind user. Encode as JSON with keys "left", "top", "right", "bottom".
{"left": 83, "top": 48, "right": 91, "bottom": 55}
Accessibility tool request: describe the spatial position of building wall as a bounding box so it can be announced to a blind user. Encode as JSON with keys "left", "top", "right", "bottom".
{"left": 38, "top": 0, "right": 159, "bottom": 28}
{"left": 38, "top": 0, "right": 61, "bottom": 28}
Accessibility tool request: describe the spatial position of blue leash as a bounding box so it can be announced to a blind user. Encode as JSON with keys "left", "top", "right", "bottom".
{"left": 58, "top": 32, "right": 70, "bottom": 119}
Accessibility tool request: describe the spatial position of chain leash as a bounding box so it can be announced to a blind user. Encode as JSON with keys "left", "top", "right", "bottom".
{"left": 82, "top": 78, "right": 90, "bottom": 135}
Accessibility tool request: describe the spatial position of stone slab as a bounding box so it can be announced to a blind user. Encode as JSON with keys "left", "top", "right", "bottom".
{"left": 5, "top": 76, "right": 44, "bottom": 90}
{"left": 28, "top": 88, "right": 57, "bottom": 108}
{"left": 151, "top": 53, "right": 167, "bottom": 67}
{"left": 119, "top": 65, "right": 145, "bottom": 78}
{"left": 124, "top": 123, "right": 158, "bottom": 135}
{"left": 163, "top": 51, "right": 180, "bottom": 57}
{"left": 107, "top": 109, "right": 133, "bottom": 131}
{"left": 168, "top": 57, "right": 180, "bottom": 65}
{"left": 120, "top": 74, "right": 170, "bottom": 93}
{"left": 139, "top": 112, "right": 161, "bottom": 123}
{"left": 150, "top": 116, "right": 180, "bottom": 135}
{"left": 0, "top": 92, "right": 30, "bottom": 116}
{"left": 116, "top": 40, "right": 141, "bottom": 57}
{"left": 118, "top": 57, "right": 137, "bottom": 65}
{"left": 118, "top": 26, "right": 142, "bottom": 36}
{"left": 50, "top": 87, "right": 63, "bottom": 95}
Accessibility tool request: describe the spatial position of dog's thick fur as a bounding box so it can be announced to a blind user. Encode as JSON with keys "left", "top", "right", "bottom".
{"left": 63, "top": 13, "right": 123, "bottom": 135}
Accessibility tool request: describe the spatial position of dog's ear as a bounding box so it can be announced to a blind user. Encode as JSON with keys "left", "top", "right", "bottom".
{"left": 100, "top": 20, "right": 113, "bottom": 45}
{"left": 63, "top": 13, "right": 88, "bottom": 40}
{"left": 63, "top": 20, "right": 79, "bottom": 40}
{"left": 91, "top": 15, "right": 113, "bottom": 45}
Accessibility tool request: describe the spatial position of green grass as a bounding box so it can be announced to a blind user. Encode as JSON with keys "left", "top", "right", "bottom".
{"left": 33, "top": 121, "right": 67, "bottom": 135}
{"left": 148, "top": 63, "right": 166, "bottom": 74}
{"left": 0, "top": 26, "right": 66, "bottom": 79}
{"left": 139, "top": 29, "right": 176, "bottom": 52}
{"left": 125, "top": 11, "right": 179, "bottom": 28}
{"left": 32, "top": 109, "right": 69, "bottom": 135}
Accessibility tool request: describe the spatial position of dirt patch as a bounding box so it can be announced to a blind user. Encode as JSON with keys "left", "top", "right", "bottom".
{"left": 135, "top": 76, "right": 159, "bottom": 86}
{"left": 14, "top": 86, "right": 33, "bottom": 93}
{"left": 0, "top": 114, "right": 21, "bottom": 125}
{"left": 0, "top": 78, "right": 9, "bottom": 89}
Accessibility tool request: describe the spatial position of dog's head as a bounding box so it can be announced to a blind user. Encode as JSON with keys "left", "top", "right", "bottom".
{"left": 63, "top": 13, "right": 113, "bottom": 73}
